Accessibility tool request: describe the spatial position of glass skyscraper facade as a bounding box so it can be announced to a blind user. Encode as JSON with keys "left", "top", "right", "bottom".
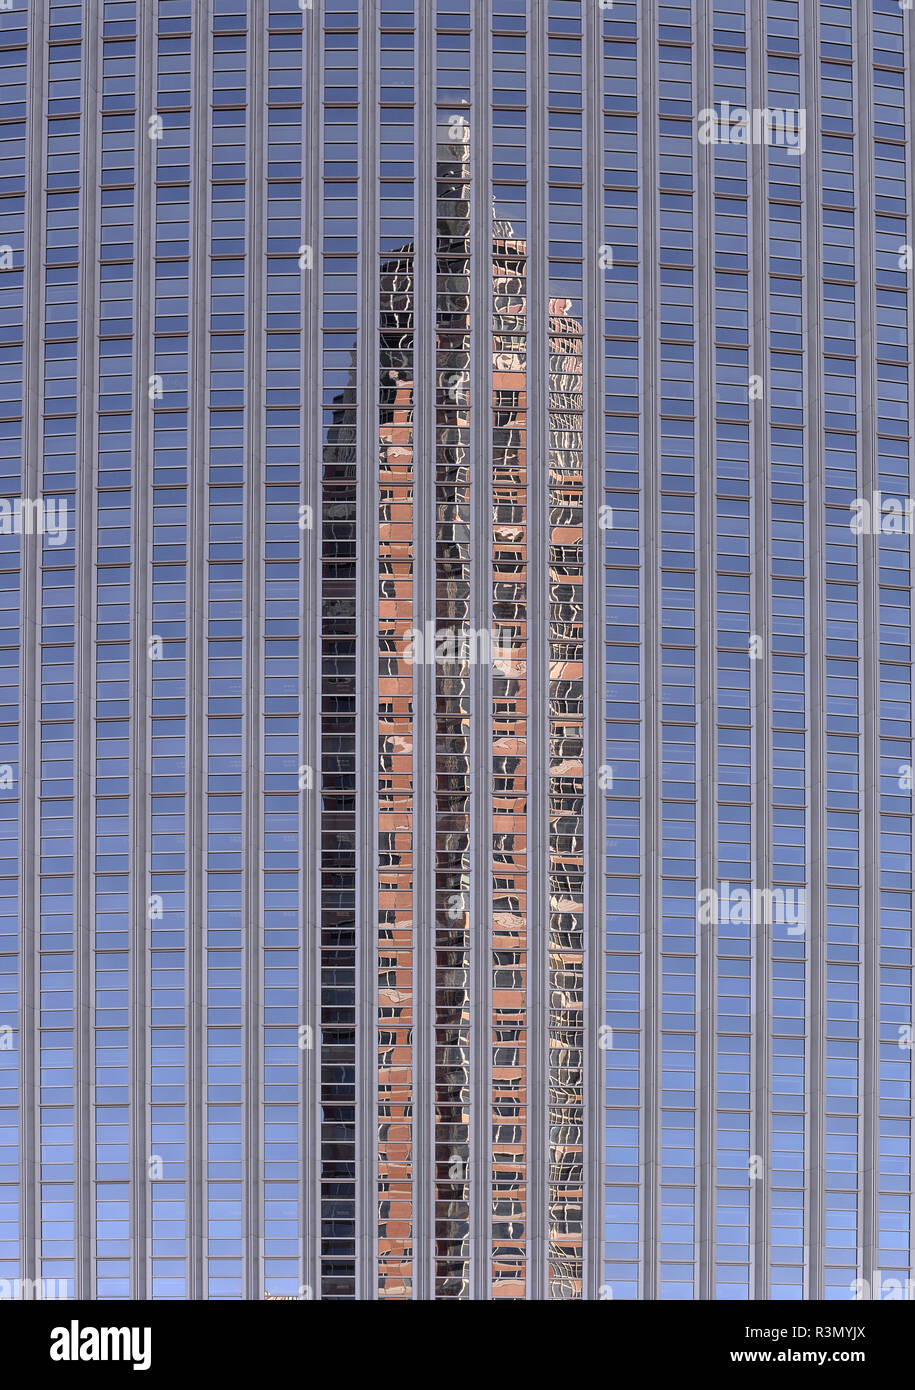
{"left": 0, "top": 0, "right": 912, "bottom": 1304}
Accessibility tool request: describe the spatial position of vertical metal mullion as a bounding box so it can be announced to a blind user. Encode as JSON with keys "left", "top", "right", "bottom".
{"left": 526, "top": 0, "right": 548, "bottom": 1302}
{"left": 356, "top": 0, "right": 380, "bottom": 1302}
{"left": 19, "top": 0, "right": 47, "bottom": 1296}
{"left": 130, "top": 0, "right": 156, "bottom": 1302}
{"left": 470, "top": 0, "right": 493, "bottom": 1302}
{"left": 905, "top": 3, "right": 915, "bottom": 1275}
{"left": 414, "top": 0, "right": 436, "bottom": 1303}
{"left": 186, "top": 0, "right": 212, "bottom": 1303}
{"left": 74, "top": 1, "right": 102, "bottom": 1302}
{"left": 853, "top": 0, "right": 879, "bottom": 1295}
{"left": 581, "top": 0, "right": 604, "bottom": 1303}
{"left": 243, "top": 5, "right": 267, "bottom": 1303}
{"left": 801, "top": 0, "right": 827, "bottom": 1303}
{"left": 694, "top": 0, "right": 718, "bottom": 1303}
{"left": 748, "top": 0, "right": 772, "bottom": 1303}
{"left": 300, "top": 0, "right": 322, "bottom": 1304}
{"left": 637, "top": 0, "right": 660, "bottom": 1305}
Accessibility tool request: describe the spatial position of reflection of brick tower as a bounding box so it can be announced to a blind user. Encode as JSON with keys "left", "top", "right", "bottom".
{"left": 488, "top": 245, "right": 584, "bottom": 1300}
{"left": 432, "top": 122, "right": 473, "bottom": 1299}
{"left": 376, "top": 242, "right": 416, "bottom": 1299}
{"left": 322, "top": 120, "right": 583, "bottom": 1299}
{"left": 546, "top": 300, "right": 584, "bottom": 1298}
{"left": 490, "top": 226, "right": 530, "bottom": 1298}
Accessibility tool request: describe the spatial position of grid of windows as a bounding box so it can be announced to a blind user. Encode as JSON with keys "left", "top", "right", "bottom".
{"left": 600, "top": 0, "right": 913, "bottom": 1302}
{"left": 0, "top": 0, "right": 911, "bottom": 1303}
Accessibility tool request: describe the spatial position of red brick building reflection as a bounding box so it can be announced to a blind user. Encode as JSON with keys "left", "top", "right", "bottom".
{"left": 370, "top": 124, "right": 583, "bottom": 1299}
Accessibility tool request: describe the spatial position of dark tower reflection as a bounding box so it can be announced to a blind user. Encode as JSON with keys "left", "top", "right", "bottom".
{"left": 319, "top": 319, "right": 358, "bottom": 1298}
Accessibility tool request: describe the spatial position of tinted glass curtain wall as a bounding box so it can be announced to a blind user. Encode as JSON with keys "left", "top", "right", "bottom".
{"left": 0, "top": 0, "right": 912, "bottom": 1303}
